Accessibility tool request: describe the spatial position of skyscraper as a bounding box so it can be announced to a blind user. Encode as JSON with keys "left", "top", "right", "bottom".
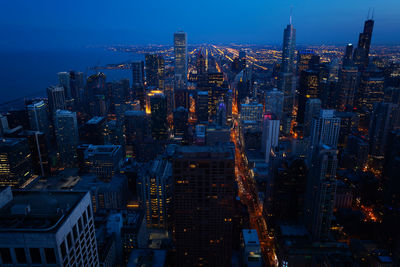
{"left": 145, "top": 54, "right": 165, "bottom": 89}
{"left": 261, "top": 114, "right": 280, "bottom": 163}
{"left": 278, "top": 20, "right": 296, "bottom": 134}
{"left": 343, "top": 43, "right": 354, "bottom": 67}
{"left": 297, "top": 70, "right": 320, "bottom": 124}
{"left": 131, "top": 61, "right": 145, "bottom": 86}
{"left": 47, "top": 85, "right": 66, "bottom": 113}
{"left": 58, "top": 71, "right": 71, "bottom": 99}
{"left": 149, "top": 92, "right": 168, "bottom": 140}
{"left": 124, "top": 110, "right": 150, "bottom": 159}
{"left": 265, "top": 88, "right": 284, "bottom": 120}
{"left": 303, "top": 98, "right": 322, "bottom": 137}
{"left": 172, "top": 144, "right": 235, "bottom": 267}
{"left": 54, "top": 110, "right": 79, "bottom": 167}
{"left": 353, "top": 18, "right": 374, "bottom": 70}
{"left": 337, "top": 66, "right": 359, "bottom": 110}
{"left": 305, "top": 145, "right": 338, "bottom": 241}
{"left": 310, "top": 109, "right": 341, "bottom": 150}
{"left": 26, "top": 100, "right": 50, "bottom": 139}
{"left": 196, "top": 91, "right": 209, "bottom": 123}
{"left": 174, "top": 32, "right": 188, "bottom": 88}
{"left": 0, "top": 138, "right": 33, "bottom": 187}
{"left": 141, "top": 159, "right": 173, "bottom": 229}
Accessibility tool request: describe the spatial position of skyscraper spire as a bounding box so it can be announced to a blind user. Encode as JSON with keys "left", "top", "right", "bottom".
{"left": 289, "top": 6, "right": 293, "bottom": 25}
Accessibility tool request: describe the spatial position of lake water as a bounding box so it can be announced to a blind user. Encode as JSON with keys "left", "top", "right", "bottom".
{"left": 0, "top": 48, "right": 143, "bottom": 105}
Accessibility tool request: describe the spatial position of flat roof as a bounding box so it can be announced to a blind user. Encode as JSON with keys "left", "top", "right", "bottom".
{"left": 86, "top": 116, "right": 105, "bottom": 124}
{"left": 243, "top": 229, "right": 260, "bottom": 246}
{"left": 0, "top": 189, "right": 87, "bottom": 233}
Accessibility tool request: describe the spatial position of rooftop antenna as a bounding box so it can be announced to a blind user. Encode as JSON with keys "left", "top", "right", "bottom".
{"left": 372, "top": 8, "right": 375, "bottom": 20}
{"left": 367, "top": 8, "right": 371, "bottom": 20}
{"left": 289, "top": 6, "right": 293, "bottom": 24}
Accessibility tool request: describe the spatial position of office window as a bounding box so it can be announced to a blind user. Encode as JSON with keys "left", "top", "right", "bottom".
{"left": 29, "top": 248, "right": 41, "bottom": 264}
{"left": 15, "top": 248, "right": 27, "bottom": 263}
{"left": 73, "top": 224, "right": 78, "bottom": 240}
{"left": 44, "top": 248, "right": 56, "bottom": 264}
{"left": 0, "top": 248, "right": 12, "bottom": 264}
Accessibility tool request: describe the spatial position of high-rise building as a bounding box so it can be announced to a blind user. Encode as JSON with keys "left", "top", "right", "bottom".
{"left": 149, "top": 92, "right": 168, "bottom": 140}
{"left": 343, "top": 43, "right": 354, "bottom": 67}
{"left": 0, "top": 138, "right": 33, "bottom": 187}
{"left": 58, "top": 71, "right": 71, "bottom": 99}
{"left": 216, "top": 99, "right": 227, "bottom": 126}
{"left": 196, "top": 91, "right": 209, "bottom": 123}
{"left": 297, "top": 69, "right": 320, "bottom": 124}
{"left": 297, "top": 50, "right": 320, "bottom": 74}
{"left": 356, "top": 65, "right": 385, "bottom": 111}
{"left": 0, "top": 115, "right": 9, "bottom": 136}
{"left": 47, "top": 85, "right": 66, "bottom": 113}
{"left": 69, "top": 71, "right": 85, "bottom": 102}
{"left": 353, "top": 19, "right": 374, "bottom": 70}
{"left": 265, "top": 88, "right": 284, "bottom": 120}
{"left": 26, "top": 100, "right": 50, "bottom": 140}
{"left": 240, "top": 98, "right": 263, "bottom": 127}
{"left": 86, "top": 73, "right": 107, "bottom": 116}
{"left": 84, "top": 145, "right": 123, "bottom": 179}
{"left": 18, "top": 130, "right": 50, "bottom": 177}
{"left": 80, "top": 116, "right": 106, "bottom": 145}
{"left": 337, "top": 66, "right": 359, "bottom": 110}
{"left": 54, "top": 110, "right": 79, "bottom": 167}
{"left": 141, "top": 159, "right": 173, "bottom": 229}
{"left": 305, "top": 145, "right": 338, "bottom": 241}
{"left": 310, "top": 109, "right": 341, "bottom": 150}
{"left": 132, "top": 61, "right": 145, "bottom": 86}
{"left": 174, "top": 32, "right": 188, "bottom": 88}
{"left": 303, "top": 98, "right": 322, "bottom": 137}
{"left": 124, "top": 110, "right": 150, "bottom": 158}
{"left": 369, "top": 102, "right": 400, "bottom": 157}
{"left": 278, "top": 21, "right": 296, "bottom": 133}
{"left": 261, "top": 114, "right": 280, "bottom": 163}
{"left": 145, "top": 54, "right": 165, "bottom": 89}
{"left": 0, "top": 188, "right": 98, "bottom": 266}
{"left": 172, "top": 144, "right": 235, "bottom": 267}
{"left": 173, "top": 107, "right": 189, "bottom": 140}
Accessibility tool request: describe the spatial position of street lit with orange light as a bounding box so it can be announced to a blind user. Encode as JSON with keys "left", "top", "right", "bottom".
{"left": 230, "top": 103, "right": 278, "bottom": 267}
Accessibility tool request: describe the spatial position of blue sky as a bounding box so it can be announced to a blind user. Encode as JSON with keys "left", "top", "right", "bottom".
{"left": 1, "top": 0, "right": 399, "bottom": 49}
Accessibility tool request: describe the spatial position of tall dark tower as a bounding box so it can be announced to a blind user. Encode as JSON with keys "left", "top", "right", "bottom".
{"left": 353, "top": 17, "right": 374, "bottom": 70}
{"left": 278, "top": 13, "right": 296, "bottom": 134}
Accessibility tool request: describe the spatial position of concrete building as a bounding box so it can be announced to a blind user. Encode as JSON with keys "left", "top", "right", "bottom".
{"left": 0, "top": 188, "right": 98, "bottom": 266}
{"left": 241, "top": 229, "right": 262, "bottom": 267}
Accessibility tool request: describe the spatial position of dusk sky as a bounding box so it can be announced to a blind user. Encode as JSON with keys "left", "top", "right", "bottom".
{"left": 1, "top": 0, "right": 400, "bottom": 50}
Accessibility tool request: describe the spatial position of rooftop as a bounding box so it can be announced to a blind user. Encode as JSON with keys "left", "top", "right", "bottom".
{"left": 0, "top": 188, "right": 87, "bottom": 233}
{"left": 243, "top": 229, "right": 260, "bottom": 246}
{"left": 86, "top": 116, "right": 105, "bottom": 124}
{"left": 0, "top": 138, "right": 25, "bottom": 148}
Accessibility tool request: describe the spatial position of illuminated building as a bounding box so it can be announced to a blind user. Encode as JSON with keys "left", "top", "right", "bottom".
{"left": 356, "top": 66, "right": 385, "bottom": 111}
{"left": 84, "top": 145, "right": 123, "bottom": 180}
{"left": 110, "top": 79, "right": 130, "bottom": 108}
{"left": 207, "top": 72, "right": 224, "bottom": 87}
{"left": 209, "top": 86, "right": 228, "bottom": 121}
{"left": 164, "top": 77, "right": 174, "bottom": 115}
{"left": 131, "top": 61, "right": 145, "bottom": 86}
{"left": 58, "top": 71, "right": 71, "bottom": 99}
{"left": 26, "top": 100, "right": 50, "bottom": 140}
{"left": 174, "top": 88, "right": 189, "bottom": 110}
{"left": 196, "top": 50, "right": 207, "bottom": 86}
{"left": 54, "top": 110, "right": 79, "bottom": 167}
{"left": 337, "top": 66, "right": 359, "bottom": 110}
{"left": 303, "top": 98, "right": 321, "bottom": 137}
{"left": 216, "top": 99, "right": 227, "bottom": 126}
{"left": 335, "top": 111, "right": 359, "bottom": 149}
{"left": 342, "top": 135, "right": 369, "bottom": 170}
{"left": 206, "top": 125, "right": 230, "bottom": 146}
{"left": 265, "top": 88, "right": 284, "bottom": 120}
{"left": 47, "top": 85, "right": 66, "bottom": 113}
{"left": 0, "top": 138, "right": 33, "bottom": 187}
{"left": 297, "top": 50, "right": 320, "bottom": 75}
{"left": 196, "top": 91, "right": 209, "bottom": 123}
{"left": 149, "top": 92, "right": 168, "bottom": 140}
{"left": 369, "top": 102, "right": 400, "bottom": 157}
{"left": 145, "top": 54, "right": 165, "bottom": 89}
{"left": 80, "top": 116, "right": 106, "bottom": 145}
{"left": 172, "top": 144, "right": 235, "bottom": 267}
{"left": 297, "top": 69, "right": 319, "bottom": 124}
{"left": 174, "top": 32, "right": 188, "bottom": 89}
{"left": 0, "top": 188, "right": 98, "bottom": 266}
{"left": 241, "top": 229, "right": 262, "bottom": 267}
{"left": 240, "top": 98, "right": 263, "bottom": 128}
{"left": 141, "top": 159, "right": 172, "bottom": 229}
{"left": 353, "top": 19, "right": 374, "bottom": 70}
{"left": 305, "top": 145, "right": 338, "bottom": 241}
{"left": 310, "top": 109, "right": 341, "bottom": 150}
{"left": 261, "top": 114, "right": 279, "bottom": 163}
